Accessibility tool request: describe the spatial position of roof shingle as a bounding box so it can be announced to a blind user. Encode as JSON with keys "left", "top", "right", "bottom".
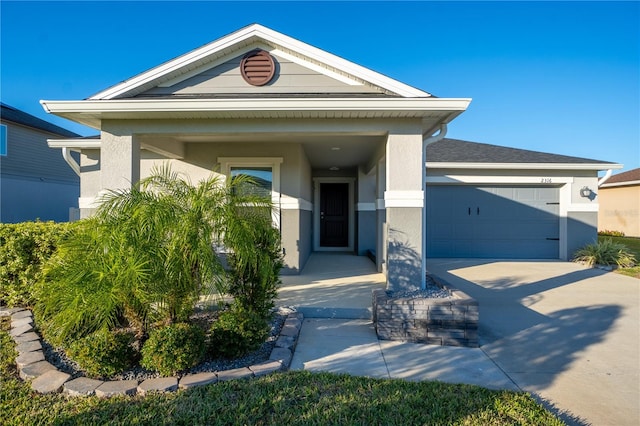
{"left": 1, "top": 103, "right": 79, "bottom": 138}
{"left": 426, "top": 138, "right": 616, "bottom": 165}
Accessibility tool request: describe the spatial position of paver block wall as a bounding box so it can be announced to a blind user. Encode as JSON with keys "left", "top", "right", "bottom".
{"left": 372, "top": 280, "right": 479, "bottom": 348}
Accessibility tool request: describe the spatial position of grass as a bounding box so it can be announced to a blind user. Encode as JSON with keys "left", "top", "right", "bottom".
{"left": 598, "top": 235, "right": 640, "bottom": 279}
{"left": 0, "top": 324, "right": 564, "bottom": 426}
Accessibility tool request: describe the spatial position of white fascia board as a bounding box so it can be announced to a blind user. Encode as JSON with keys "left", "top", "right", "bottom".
{"left": 41, "top": 97, "right": 470, "bottom": 114}
{"left": 89, "top": 24, "right": 431, "bottom": 100}
{"left": 426, "top": 161, "right": 623, "bottom": 171}
{"left": 47, "top": 138, "right": 102, "bottom": 150}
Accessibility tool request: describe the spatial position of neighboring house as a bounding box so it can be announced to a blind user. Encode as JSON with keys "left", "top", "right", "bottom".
{"left": 598, "top": 168, "right": 640, "bottom": 237}
{"left": 40, "top": 24, "right": 620, "bottom": 291}
{"left": 0, "top": 103, "right": 80, "bottom": 223}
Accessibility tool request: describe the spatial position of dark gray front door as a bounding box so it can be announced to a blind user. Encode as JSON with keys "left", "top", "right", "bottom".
{"left": 320, "top": 183, "right": 349, "bottom": 247}
{"left": 427, "top": 185, "right": 560, "bottom": 258}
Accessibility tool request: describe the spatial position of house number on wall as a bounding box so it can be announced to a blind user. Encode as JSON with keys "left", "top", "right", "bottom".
{"left": 540, "top": 178, "right": 552, "bottom": 183}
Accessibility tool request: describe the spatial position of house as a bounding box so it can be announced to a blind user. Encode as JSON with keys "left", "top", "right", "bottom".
{"left": 598, "top": 168, "right": 640, "bottom": 237}
{"left": 0, "top": 103, "right": 80, "bottom": 223}
{"left": 40, "top": 24, "right": 620, "bottom": 291}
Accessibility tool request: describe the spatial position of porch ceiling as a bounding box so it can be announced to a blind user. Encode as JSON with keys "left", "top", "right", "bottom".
{"left": 171, "top": 133, "right": 385, "bottom": 169}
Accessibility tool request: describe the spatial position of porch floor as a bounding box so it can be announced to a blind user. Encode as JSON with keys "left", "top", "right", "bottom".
{"left": 277, "top": 253, "right": 386, "bottom": 319}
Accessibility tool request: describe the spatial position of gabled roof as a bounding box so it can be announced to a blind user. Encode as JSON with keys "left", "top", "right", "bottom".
{"left": 600, "top": 168, "right": 640, "bottom": 188}
{"left": 0, "top": 103, "right": 79, "bottom": 138}
{"left": 426, "top": 138, "right": 622, "bottom": 170}
{"left": 89, "top": 24, "right": 431, "bottom": 100}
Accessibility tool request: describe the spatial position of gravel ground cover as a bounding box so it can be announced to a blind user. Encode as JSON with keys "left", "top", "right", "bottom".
{"left": 39, "top": 307, "right": 291, "bottom": 381}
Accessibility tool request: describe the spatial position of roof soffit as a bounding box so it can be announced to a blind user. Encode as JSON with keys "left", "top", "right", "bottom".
{"left": 89, "top": 24, "right": 431, "bottom": 100}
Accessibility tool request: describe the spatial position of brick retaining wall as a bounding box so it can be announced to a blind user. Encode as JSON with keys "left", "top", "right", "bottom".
{"left": 372, "top": 277, "right": 478, "bottom": 348}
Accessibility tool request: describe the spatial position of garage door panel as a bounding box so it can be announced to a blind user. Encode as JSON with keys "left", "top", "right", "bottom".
{"left": 427, "top": 185, "right": 560, "bottom": 258}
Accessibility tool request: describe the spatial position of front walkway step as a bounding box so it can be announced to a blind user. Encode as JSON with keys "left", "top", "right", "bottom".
{"left": 31, "top": 370, "right": 71, "bottom": 394}
{"left": 64, "top": 377, "right": 104, "bottom": 396}
{"left": 179, "top": 372, "right": 217, "bottom": 389}
{"left": 138, "top": 377, "right": 178, "bottom": 395}
{"left": 20, "top": 361, "right": 57, "bottom": 380}
{"left": 95, "top": 380, "right": 138, "bottom": 397}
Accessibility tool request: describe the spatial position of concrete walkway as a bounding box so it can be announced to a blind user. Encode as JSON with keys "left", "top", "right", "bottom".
{"left": 286, "top": 257, "right": 639, "bottom": 426}
{"left": 290, "top": 318, "right": 518, "bottom": 390}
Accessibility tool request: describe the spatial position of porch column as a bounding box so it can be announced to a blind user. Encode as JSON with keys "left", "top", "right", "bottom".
{"left": 100, "top": 130, "right": 140, "bottom": 191}
{"left": 384, "top": 132, "right": 425, "bottom": 291}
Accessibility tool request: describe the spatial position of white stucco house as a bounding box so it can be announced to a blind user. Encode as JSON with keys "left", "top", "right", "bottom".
{"left": 41, "top": 24, "right": 621, "bottom": 291}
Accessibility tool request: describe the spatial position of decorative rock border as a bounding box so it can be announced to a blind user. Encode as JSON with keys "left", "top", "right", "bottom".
{"left": 372, "top": 276, "right": 479, "bottom": 348}
{"left": 0, "top": 306, "right": 303, "bottom": 396}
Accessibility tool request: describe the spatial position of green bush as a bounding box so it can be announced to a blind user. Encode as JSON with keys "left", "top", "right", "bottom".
{"left": 0, "top": 221, "right": 70, "bottom": 307}
{"left": 573, "top": 238, "right": 637, "bottom": 268}
{"left": 598, "top": 230, "right": 625, "bottom": 237}
{"left": 209, "top": 305, "right": 269, "bottom": 359}
{"left": 141, "top": 323, "right": 206, "bottom": 376}
{"left": 67, "top": 329, "right": 137, "bottom": 378}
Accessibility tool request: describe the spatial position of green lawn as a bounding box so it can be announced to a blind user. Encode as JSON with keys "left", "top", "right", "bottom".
{"left": 598, "top": 235, "right": 640, "bottom": 278}
{"left": 0, "top": 326, "right": 564, "bottom": 426}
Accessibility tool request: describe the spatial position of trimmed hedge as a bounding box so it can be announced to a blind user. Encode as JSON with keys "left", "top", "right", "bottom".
{"left": 141, "top": 323, "right": 206, "bottom": 376}
{"left": 0, "top": 221, "right": 71, "bottom": 307}
{"left": 209, "top": 305, "right": 270, "bottom": 359}
{"left": 67, "top": 329, "right": 138, "bottom": 378}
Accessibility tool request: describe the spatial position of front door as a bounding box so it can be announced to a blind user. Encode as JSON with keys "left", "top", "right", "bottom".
{"left": 320, "top": 183, "right": 349, "bottom": 247}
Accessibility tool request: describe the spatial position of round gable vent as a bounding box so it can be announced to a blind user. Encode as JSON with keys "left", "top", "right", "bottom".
{"left": 240, "top": 50, "right": 276, "bottom": 86}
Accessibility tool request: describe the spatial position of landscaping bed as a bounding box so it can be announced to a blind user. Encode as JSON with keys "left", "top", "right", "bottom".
{"left": 39, "top": 307, "right": 292, "bottom": 382}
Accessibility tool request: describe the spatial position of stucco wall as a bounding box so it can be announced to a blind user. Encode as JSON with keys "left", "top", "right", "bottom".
{"left": 597, "top": 185, "right": 640, "bottom": 237}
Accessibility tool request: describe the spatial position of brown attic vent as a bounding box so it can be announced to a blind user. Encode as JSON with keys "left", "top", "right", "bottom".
{"left": 240, "top": 50, "right": 276, "bottom": 86}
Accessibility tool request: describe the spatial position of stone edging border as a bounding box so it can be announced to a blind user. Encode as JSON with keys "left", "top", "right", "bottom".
{"left": 0, "top": 306, "right": 303, "bottom": 397}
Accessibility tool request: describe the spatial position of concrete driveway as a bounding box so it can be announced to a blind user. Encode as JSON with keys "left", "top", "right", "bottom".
{"left": 426, "top": 259, "right": 639, "bottom": 426}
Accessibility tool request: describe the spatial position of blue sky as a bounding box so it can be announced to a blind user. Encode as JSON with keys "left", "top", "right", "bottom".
{"left": 1, "top": 1, "right": 638, "bottom": 173}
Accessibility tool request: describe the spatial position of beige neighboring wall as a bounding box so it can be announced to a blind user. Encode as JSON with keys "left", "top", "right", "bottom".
{"left": 598, "top": 184, "right": 640, "bottom": 237}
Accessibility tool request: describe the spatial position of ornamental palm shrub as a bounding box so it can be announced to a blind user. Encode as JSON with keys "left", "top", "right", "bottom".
{"left": 35, "top": 218, "right": 152, "bottom": 346}
{"left": 226, "top": 205, "right": 283, "bottom": 319}
{"left": 36, "top": 164, "right": 280, "bottom": 345}
{"left": 573, "top": 238, "right": 637, "bottom": 268}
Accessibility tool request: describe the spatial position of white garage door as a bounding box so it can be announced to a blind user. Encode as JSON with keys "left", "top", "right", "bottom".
{"left": 427, "top": 185, "right": 560, "bottom": 258}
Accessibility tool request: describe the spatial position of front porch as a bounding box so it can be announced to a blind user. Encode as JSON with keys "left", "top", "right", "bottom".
{"left": 277, "top": 253, "right": 385, "bottom": 319}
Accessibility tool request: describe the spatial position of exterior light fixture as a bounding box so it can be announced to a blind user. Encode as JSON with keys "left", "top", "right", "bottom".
{"left": 580, "top": 186, "right": 592, "bottom": 198}
{"left": 329, "top": 166, "right": 340, "bottom": 171}
{"left": 331, "top": 147, "right": 341, "bottom": 151}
